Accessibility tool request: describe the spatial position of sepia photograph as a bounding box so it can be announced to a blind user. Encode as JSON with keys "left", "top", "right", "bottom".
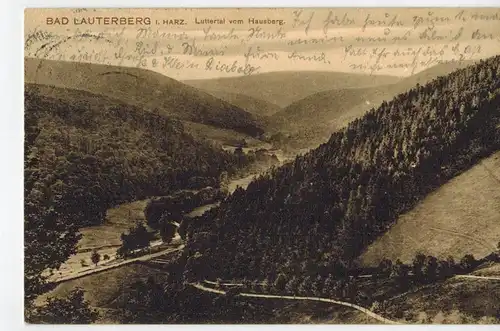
{"left": 23, "top": 7, "right": 500, "bottom": 324}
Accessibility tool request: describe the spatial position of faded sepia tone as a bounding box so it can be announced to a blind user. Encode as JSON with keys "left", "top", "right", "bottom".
{"left": 24, "top": 8, "right": 500, "bottom": 324}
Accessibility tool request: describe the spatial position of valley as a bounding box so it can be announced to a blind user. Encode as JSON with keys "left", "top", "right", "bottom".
{"left": 25, "top": 55, "right": 500, "bottom": 325}
{"left": 46, "top": 167, "right": 280, "bottom": 285}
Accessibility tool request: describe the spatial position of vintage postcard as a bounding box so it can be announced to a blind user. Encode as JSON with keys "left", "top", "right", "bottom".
{"left": 24, "top": 8, "right": 500, "bottom": 324}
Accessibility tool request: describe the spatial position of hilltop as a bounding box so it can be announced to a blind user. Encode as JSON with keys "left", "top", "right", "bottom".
{"left": 24, "top": 58, "right": 264, "bottom": 138}
{"left": 183, "top": 71, "right": 400, "bottom": 107}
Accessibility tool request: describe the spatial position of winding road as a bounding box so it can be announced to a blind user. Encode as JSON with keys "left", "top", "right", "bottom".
{"left": 190, "top": 282, "right": 400, "bottom": 324}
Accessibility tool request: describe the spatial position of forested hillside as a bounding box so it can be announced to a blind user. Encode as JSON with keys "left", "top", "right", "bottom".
{"left": 25, "top": 58, "right": 264, "bottom": 138}
{"left": 269, "top": 61, "right": 476, "bottom": 150}
{"left": 24, "top": 83, "right": 248, "bottom": 299}
{"left": 184, "top": 56, "right": 500, "bottom": 282}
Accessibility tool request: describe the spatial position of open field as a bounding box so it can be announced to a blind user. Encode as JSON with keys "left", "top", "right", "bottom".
{"left": 78, "top": 199, "right": 152, "bottom": 251}
{"left": 44, "top": 199, "right": 161, "bottom": 283}
{"left": 360, "top": 151, "right": 500, "bottom": 266}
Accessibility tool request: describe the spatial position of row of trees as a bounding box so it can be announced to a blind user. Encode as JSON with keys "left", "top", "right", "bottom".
{"left": 377, "top": 253, "right": 481, "bottom": 288}
{"left": 184, "top": 56, "right": 500, "bottom": 282}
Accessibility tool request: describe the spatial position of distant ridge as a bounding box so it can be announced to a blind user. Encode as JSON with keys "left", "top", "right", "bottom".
{"left": 25, "top": 57, "right": 265, "bottom": 138}
{"left": 183, "top": 70, "right": 401, "bottom": 107}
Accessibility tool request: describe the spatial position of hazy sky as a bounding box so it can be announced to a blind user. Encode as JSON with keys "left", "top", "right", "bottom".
{"left": 24, "top": 8, "right": 500, "bottom": 80}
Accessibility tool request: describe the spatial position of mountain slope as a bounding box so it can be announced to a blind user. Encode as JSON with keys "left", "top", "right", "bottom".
{"left": 184, "top": 56, "right": 500, "bottom": 282}
{"left": 24, "top": 83, "right": 245, "bottom": 228}
{"left": 270, "top": 61, "right": 477, "bottom": 148}
{"left": 359, "top": 151, "right": 500, "bottom": 266}
{"left": 24, "top": 58, "right": 264, "bottom": 137}
{"left": 183, "top": 71, "right": 400, "bottom": 107}
{"left": 199, "top": 90, "right": 282, "bottom": 117}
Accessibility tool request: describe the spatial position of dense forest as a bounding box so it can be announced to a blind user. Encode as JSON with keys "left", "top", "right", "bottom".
{"left": 184, "top": 56, "right": 500, "bottom": 282}
{"left": 24, "top": 83, "right": 250, "bottom": 301}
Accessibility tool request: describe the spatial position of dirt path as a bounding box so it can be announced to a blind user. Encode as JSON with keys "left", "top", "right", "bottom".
{"left": 455, "top": 274, "right": 500, "bottom": 281}
{"left": 50, "top": 244, "right": 185, "bottom": 284}
{"left": 427, "top": 226, "right": 496, "bottom": 250}
{"left": 190, "top": 283, "right": 400, "bottom": 324}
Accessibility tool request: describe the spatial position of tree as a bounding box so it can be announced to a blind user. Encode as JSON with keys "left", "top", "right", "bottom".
{"left": 30, "top": 288, "right": 99, "bottom": 324}
{"left": 284, "top": 276, "right": 300, "bottom": 295}
{"left": 298, "top": 276, "right": 312, "bottom": 296}
{"left": 90, "top": 250, "right": 101, "bottom": 267}
{"left": 412, "top": 252, "right": 427, "bottom": 281}
{"left": 391, "top": 259, "right": 409, "bottom": 289}
{"left": 311, "top": 275, "right": 324, "bottom": 297}
{"left": 242, "top": 279, "right": 252, "bottom": 292}
{"left": 322, "top": 274, "right": 336, "bottom": 297}
{"left": 273, "top": 273, "right": 287, "bottom": 293}
{"left": 159, "top": 219, "right": 177, "bottom": 244}
{"left": 183, "top": 252, "right": 213, "bottom": 282}
{"left": 178, "top": 219, "right": 190, "bottom": 241}
{"left": 103, "top": 254, "right": 110, "bottom": 261}
{"left": 117, "top": 222, "right": 154, "bottom": 258}
{"left": 377, "top": 258, "right": 393, "bottom": 278}
{"left": 459, "top": 254, "right": 476, "bottom": 272}
{"left": 436, "top": 259, "right": 453, "bottom": 280}
{"left": 422, "top": 255, "right": 438, "bottom": 282}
